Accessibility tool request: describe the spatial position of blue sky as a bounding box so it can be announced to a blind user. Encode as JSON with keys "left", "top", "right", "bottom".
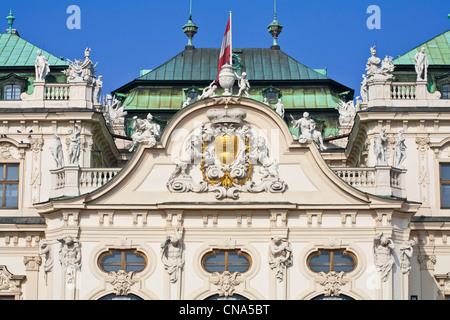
{"left": 1, "top": 1, "right": 449, "bottom": 96}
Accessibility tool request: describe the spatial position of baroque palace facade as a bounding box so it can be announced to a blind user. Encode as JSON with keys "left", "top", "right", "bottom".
{"left": 0, "top": 10, "right": 450, "bottom": 300}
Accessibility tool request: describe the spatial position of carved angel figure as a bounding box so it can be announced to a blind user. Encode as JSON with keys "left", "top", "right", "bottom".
{"left": 234, "top": 72, "right": 250, "bottom": 98}
{"left": 268, "top": 237, "right": 293, "bottom": 282}
{"left": 250, "top": 136, "right": 279, "bottom": 178}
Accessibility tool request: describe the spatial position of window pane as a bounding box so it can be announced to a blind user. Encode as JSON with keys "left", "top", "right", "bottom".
{"left": 443, "top": 84, "right": 449, "bottom": 99}
{"left": 4, "top": 85, "right": 12, "bottom": 99}
{"left": 101, "top": 264, "right": 121, "bottom": 272}
{"left": 5, "top": 184, "right": 18, "bottom": 207}
{"left": 125, "top": 252, "right": 145, "bottom": 263}
{"left": 204, "top": 264, "right": 226, "bottom": 272}
{"left": 441, "top": 164, "right": 450, "bottom": 180}
{"left": 227, "top": 252, "right": 248, "bottom": 263}
{"left": 309, "top": 252, "right": 331, "bottom": 272}
{"left": 0, "top": 166, "right": 3, "bottom": 180}
{"left": 204, "top": 252, "right": 226, "bottom": 264}
{"left": 101, "top": 251, "right": 122, "bottom": 264}
{"left": 125, "top": 264, "right": 146, "bottom": 272}
{"left": 13, "top": 86, "right": 20, "bottom": 100}
{"left": 333, "top": 251, "right": 355, "bottom": 272}
{"left": 228, "top": 264, "right": 249, "bottom": 272}
{"left": 6, "top": 165, "right": 19, "bottom": 181}
{"left": 442, "top": 184, "right": 450, "bottom": 207}
{"left": 0, "top": 184, "right": 3, "bottom": 206}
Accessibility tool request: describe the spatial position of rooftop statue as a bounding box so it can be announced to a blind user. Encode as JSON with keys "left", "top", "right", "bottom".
{"left": 34, "top": 50, "right": 50, "bottom": 82}
{"left": 414, "top": 47, "right": 429, "bottom": 82}
{"left": 337, "top": 99, "right": 357, "bottom": 127}
{"left": 234, "top": 71, "right": 250, "bottom": 98}
{"left": 103, "top": 94, "right": 127, "bottom": 127}
{"left": 365, "top": 46, "right": 395, "bottom": 81}
{"left": 129, "top": 113, "right": 161, "bottom": 152}
{"left": 93, "top": 75, "right": 103, "bottom": 104}
{"left": 200, "top": 80, "right": 218, "bottom": 100}
{"left": 274, "top": 98, "right": 285, "bottom": 118}
{"left": 291, "top": 112, "right": 326, "bottom": 150}
{"left": 63, "top": 48, "right": 98, "bottom": 84}
{"left": 360, "top": 74, "right": 368, "bottom": 103}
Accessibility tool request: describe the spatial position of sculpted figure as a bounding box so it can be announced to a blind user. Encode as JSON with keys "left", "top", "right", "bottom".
{"left": 68, "top": 125, "right": 81, "bottom": 165}
{"left": 105, "top": 95, "right": 127, "bottom": 126}
{"left": 50, "top": 133, "right": 64, "bottom": 168}
{"left": 268, "top": 237, "right": 293, "bottom": 282}
{"left": 274, "top": 98, "right": 285, "bottom": 118}
{"left": 400, "top": 239, "right": 415, "bottom": 274}
{"left": 129, "top": 113, "right": 161, "bottom": 152}
{"left": 374, "top": 127, "right": 388, "bottom": 165}
{"left": 414, "top": 47, "right": 429, "bottom": 81}
{"left": 291, "top": 112, "right": 312, "bottom": 141}
{"left": 182, "top": 97, "right": 192, "bottom": 108}
{"left": 263, "top": 97, "right": 270, "bottom": 106}
{"left": 337, "top": 100, "right": 356, "bottom": 127}
{"left": 310, "top": 119, "right": 327, "bottom": 151}
{"left": 234, "top": 72, "right": 250, "bottom": 98}
{"left": 58, "top": 235, "right": 81, "bottom": 286}
{"left": 373, "top": 231, "right": 395, "bottom": 282}
{"left": 200, "top": 80, "right": 218, "bottom": 100}
{"left": 93, "top": 75, "right": 103, "bottom": 104}
{"left": 39, "top": 239, "right": 54, "bottom": 279}
{"left": 250, "top": 136, "right": 279, "bottom": 178}
{"left": 366, "top": 46, "right": 381, "bottom": 78}
{"left": 360, "top": 74, "right": 368, "bottom": 103}
{"left": 161, "top": 229, "right": 185, "bottom": 283}
{"left": 35, "top": 50, "right": 50, "bottom": 82}
{"left": 393, "top": 129, "right": 407, "bottom": 168}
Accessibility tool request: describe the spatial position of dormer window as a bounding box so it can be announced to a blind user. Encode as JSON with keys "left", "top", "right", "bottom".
{"left": 3, "top": 85, "right": 21, "bottom": 100}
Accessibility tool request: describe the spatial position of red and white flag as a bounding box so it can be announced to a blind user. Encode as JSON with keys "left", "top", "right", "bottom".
{"left": 216, "top": 13, "right": 232, "bottom": 83}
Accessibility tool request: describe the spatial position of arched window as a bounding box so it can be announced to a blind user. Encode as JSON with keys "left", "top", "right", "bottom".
{"left": 201, "top": 250, "right": 251, "bottom": 273}
{"left": 99, "top": 293, "right": 143, "bottom": 300}
{"left": 307, "top": 249, "right": 356, "bottom": 273}
{"left": 98, "top": 249, "right": 147, "bottom": 273}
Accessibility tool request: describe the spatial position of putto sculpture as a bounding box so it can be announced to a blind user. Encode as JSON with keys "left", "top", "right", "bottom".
{"left": 234, "top": 71, "right": 250, "bottom": 98}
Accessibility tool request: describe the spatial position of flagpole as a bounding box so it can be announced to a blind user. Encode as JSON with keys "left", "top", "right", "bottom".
{"left": 229, "top": 11, "right": 232, "bottom": 65}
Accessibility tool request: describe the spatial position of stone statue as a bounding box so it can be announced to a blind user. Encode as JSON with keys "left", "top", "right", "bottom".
{"left": 414, "top": 47, "right": 429, "bottom": 82}
{"left": 50, "top": 133, "right": 64, "bottom": 168}
{"left": 161, "top": 228, "right": 185, "bottom": 283}
{"left": 374, "top": 127, "right": 388, "bottom": 165}
{"left": 366, "top": 46, "right": 382, "bottom": 78}
{"left": 400, "top": 239, "right": 415, "bottom": 275}
{"left": 39, "top": 239, "right": 53, "bottom": 280}
{"left": 35, "top": 50, "right": 50, "bottom": 82}
{"left": 291, "top": 112, "right": 312, "bottom": 142}
{"left": 93, "top": 75, "right": 103, "bottom": 104}
{"left": 234, "top": 72, "right": 250, "bottom": 98}
{"left": 373, "top": 231, "right": 395, "bottom": 282}
{"left": 268, "top": 236, "right": 293, "bottom": 282}
{"left": 68, "top": 125, "right": 81, "bottom": 166}
{"left": 63, "top": 48, "right": 97, "bottom": 84}
{"left": 211, "top": 271, "right": 242, "bottom": 297}
{"left": 365, "top": 46, "right": 395, "bottom": 81}
{"left": 310, "top": 119, "right": 327, "bottom": 151}
{"left": 182, "top": 97, "right": 192, "bottom": 108}
{"left": 360, "top": 74, "right": 368, "bottom": 103}
{"left": 250, "top": 136, "right": 280, "bottom": 179}
{"left": 57, "top": 235, "right": 81, "bottom": 286}
{"left": 263, "top": 97, "right": 270, "bottom": 107}
{"left": 274, "top": 98, "right": 285, "bottom": 118}
{"left": 129, "top": 113, "right": 161, "bottom": 152}
{"left": 337, "top": 100, "right": 356, "bottom": 127}
{"left": 104, "top": 95, "right": 127, "bottom": 127}
{"left": 200, "top": 81, "right": 218, "bottom": 100}
{"left": 393, "top": 129, "right": 407, "bottom": 168}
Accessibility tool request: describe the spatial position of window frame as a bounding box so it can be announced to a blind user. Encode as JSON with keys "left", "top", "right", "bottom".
{"left": 3, "top": 84, "right": 21, "bottom": 100}
{"left": 440, "top": 163, "right": 450, "bottom": 209}
{"left": 442, "top": 83, "right": 449, "bottom": 99}
{"left": 307, "top": 249, "right": 357, "bottom": 273}
{"left": 0, "top": 163, "right": 20, "bottom": 209}
{"left": 201, "top": 249, "right": 251, "bottom": 274}
{"left": 98, "top": 249, "right": 148, "bottom": 273}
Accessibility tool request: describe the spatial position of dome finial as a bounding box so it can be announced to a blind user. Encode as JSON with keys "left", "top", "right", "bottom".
{"left": 6, "top": 9, "right": 15, "bottom": 33}
{"left": 267, "top": 0, "right": 283, "bottom": 49}
{"left": 182, "top": 0, "right": 198, "bottom": 49}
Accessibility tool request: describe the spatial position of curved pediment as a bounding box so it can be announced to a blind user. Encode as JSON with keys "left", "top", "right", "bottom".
{"left": 37, "top": 97, "right": 409, "bottom": 211}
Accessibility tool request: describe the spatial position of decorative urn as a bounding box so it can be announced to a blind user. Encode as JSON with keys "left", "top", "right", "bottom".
{"left": 218, "top": 63, "right": 235, "bottom": 96}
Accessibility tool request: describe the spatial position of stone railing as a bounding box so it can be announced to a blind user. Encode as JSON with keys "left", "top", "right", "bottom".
{"left": 12, "top": 81, "right": 98, "bottom": 110}
{"left": 364, "top": 80, "right": 445, "bottom": 108}
{"left": 45, "top": 84, "right": 70, "bottom": 100}
{"left": 50, "top": 166, "right": 121, "bottom": 198}
{"left": 331, "top": 166, "right": 406, "bottom": 198}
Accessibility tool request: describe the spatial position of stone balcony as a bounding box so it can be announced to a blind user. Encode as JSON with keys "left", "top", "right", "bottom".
{"left": 1, "top": 81, "right": 99, "bottom": 110}
{"left": 331, "top": 166, "right": 407, "bottom": 199}
{"left": 363, "top": 80, "right": 445, "bottom": 108}
{"left": 50, "top": 166, "right": 121, "bottom": 198}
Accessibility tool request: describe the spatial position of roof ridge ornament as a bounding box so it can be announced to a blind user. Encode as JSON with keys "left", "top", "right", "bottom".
{"left": 6, "top": 9, "right": 15, "bottom": 34}
{"left": 182, "top": 0, "right": 198, "bottom": 49}
{"left": 268, "top": 0, "right": 283, "bottom": 49}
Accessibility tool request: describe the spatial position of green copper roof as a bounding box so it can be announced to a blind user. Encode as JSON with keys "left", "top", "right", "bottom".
{"left": 393, "top": 30, "right": 450, "bottom": 65}
{"left": 139, "top": 48, "right": 330, "bottom": 82}
{"left": 0, "top": 32, "right": 68, "bottom": 67}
